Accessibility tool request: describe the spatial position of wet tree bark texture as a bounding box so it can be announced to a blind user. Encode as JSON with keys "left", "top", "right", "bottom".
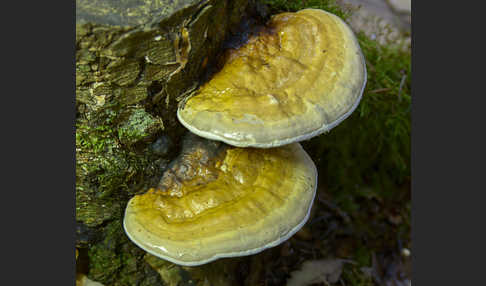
{"left": 75, "top": 1, "right": 261, "bottom": 285}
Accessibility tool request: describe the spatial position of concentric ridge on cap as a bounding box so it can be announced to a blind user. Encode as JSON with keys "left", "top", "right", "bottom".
{"left": 123, "top": 139, "right": 317, "bottom": 266}
{"left": 177, "top": 9, "right": 367, "bottom": 148}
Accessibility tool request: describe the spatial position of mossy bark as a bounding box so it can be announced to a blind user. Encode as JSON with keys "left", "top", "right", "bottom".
{"left": 76, "top": 1, "right": 257, "bottom": 285}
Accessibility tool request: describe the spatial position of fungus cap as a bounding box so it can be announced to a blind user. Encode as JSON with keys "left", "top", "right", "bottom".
{"left": 177, "top": 9, "right": 367, "bottom": 147}
{"left": 123, "top": 137, "right": 317, "bottom": 266}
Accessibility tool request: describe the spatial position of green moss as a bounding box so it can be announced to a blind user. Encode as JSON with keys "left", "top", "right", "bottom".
{"left": 87, "top": 221, "right": 165, "bottom": 286}
{"left": 302, "top": 32, "right": 410, "bottom": 283}
{"left": 304, "top": 31, "right": 411, "bottom": 204}
{"left": 341, "top": 265, "right": 374, "bottom": 286}
{"left": 117, "top": 107, "right": 163, "bottom": 146}
{"left": 76, "top": 104, "right": 164, "bottom": 227}
{"left": 260, "top": 1, "right": 410, "bottom": 284}
{"left": 76, "top": 190, "right": 122, "bottom": 226}
{"left": 261, "top": 2, "right": 411, "bottom": 202}
{"left": 261, "top": 0, "right": 351, "bottom": 20}
{"left": 263, "top": 0, "right": 411, "bottom": 218}
{"left": 88, "top": 222, "right": 123, "bottom": 283}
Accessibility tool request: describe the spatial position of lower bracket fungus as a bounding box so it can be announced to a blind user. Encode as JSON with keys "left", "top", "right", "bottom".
{"left": 123, "top": 134, "right": 317, "bottom": 266}
{"left": 177, "top": 9, "right": 367, "bottom": 148}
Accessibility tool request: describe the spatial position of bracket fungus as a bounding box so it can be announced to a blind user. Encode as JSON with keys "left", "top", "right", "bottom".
{"left": 124, "top": 134, "right": 317, "bottom": 266}
{"left": 177, "top": 9, "right": 367, "bottom": 147}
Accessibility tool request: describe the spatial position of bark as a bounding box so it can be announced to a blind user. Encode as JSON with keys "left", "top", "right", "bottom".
{"left": 75, "top": 0, "right": 263, "bottom": 285}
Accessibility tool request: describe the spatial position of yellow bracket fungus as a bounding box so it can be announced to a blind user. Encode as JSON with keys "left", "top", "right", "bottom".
{"left": 177, "top": 9, "right": 367, "bottom": 147}
{"left": 123, "top": 135, "right": 317, "bottom": 266}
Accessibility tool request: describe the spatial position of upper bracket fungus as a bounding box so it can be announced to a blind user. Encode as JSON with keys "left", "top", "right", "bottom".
{"left": 177, "top": 9, "right": 367, "bottom": 147}
{"left": 123, "top": 134, "right": 317, "bottom": 266}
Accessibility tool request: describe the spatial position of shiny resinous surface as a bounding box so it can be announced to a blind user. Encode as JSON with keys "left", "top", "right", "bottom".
{"left": 186, "top": 10, "right": 346, "bottom": 120}
{"left": 129, "top": 145, "right": 305, "bottom": 239}
{"left": 124, "top": 141, "right": 317, "bottom": 265}
{"left": 178, "top": 9, "right": 365, "bottom": 147}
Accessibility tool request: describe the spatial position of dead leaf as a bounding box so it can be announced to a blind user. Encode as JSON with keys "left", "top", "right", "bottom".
{"left": 286, "top": 258, "right": 354, "bottom": 286}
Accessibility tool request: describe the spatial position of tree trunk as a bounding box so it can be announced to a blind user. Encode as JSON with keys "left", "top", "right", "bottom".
{"left": 75, "top": 0, "right": 260, "bottom": 285}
